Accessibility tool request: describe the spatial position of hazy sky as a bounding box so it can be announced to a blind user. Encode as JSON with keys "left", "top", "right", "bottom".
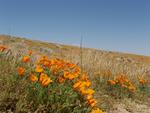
{"left": 0, "top": 0, "right": 150, "bottom": 56}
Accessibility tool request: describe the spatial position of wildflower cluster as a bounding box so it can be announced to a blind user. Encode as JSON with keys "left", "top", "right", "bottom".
{"left": 137, "top": 76, "right": 149, "bottom": 93}
{"left": 108, "top": 74, "right": 136, "bottom": 92}
{"left": 73, "top": 74, "right": 96, "bottom": 107}
{"left": 0, "top": 45, "right": 8, "bottom": 52}
{"left": 137, "top": 76, "right": 145, "bottom": 86}
{"left": 17, "top": 51, "right": 103, "bottom": 113}
{"left": 107, "top": 73, "right": 136, "bottom": 98}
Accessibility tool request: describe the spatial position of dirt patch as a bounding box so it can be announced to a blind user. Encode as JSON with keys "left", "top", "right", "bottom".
{"left": 0, "top": 98, "right": 18, "bottom": 112}
{"left": 109, "top": 99, "right": 150, "bottom": 113}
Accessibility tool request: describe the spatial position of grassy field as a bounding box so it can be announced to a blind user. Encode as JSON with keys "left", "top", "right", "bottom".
{"left": 0, "top": 35, "right": 150, "bottom": 113}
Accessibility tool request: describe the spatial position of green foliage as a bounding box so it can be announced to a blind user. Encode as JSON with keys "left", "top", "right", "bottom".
{"left": 25, "top": 76, "right": 90, "bottom": 113}
{"left": 106, "top": 83, "right": 135, "bottom": 99}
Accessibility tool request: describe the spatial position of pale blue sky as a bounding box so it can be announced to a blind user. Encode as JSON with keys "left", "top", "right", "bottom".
{"left": 0, "top": 0, "right": 150, "bottom": 56}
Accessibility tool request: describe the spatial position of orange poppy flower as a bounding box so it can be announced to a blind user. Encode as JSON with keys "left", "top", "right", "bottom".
{"left": 72, "top": 73, "right": 79, "bottom": 78}
{"left": 41, "top": 77, "right": 53, "bottom": 86}
{"left": 85, "top": 89, "right": 95, "bottom": 95}
{"left": 80, "top": 87, "right": 87, "bottom": 95}
{"left": 39, "top": 73, "right": 48, "bottom": 83}
{"left": 86, "top": 95, "right": 93, "bottom": 100}
{"left": 22, "top": 56, "right": 30, "bottom": 63}
{"left": 79, "top": 81, "right": 88, "bottom": 88}
{"left": 70, "top": 63, "right": 76, "bottom": 69}
{"left": 138, "top": 76, "right": 145, "bottom": 85}
{"left": 87, "top": 98, "right": 97, "bottom": 107}
{"left": 85, "top": 80, "right": 91, "bottom": 87}
{"left": 139, "top": 79, "right": 145, "bottom": 85}
{"left": 80, "top": 74, "right": 89, "bottom": 81}
{"left": 30, "top": 74, "right": 38, "bottom": 82}
{"left": 64, "top": 71, "right": 71, "bottom": 79}
{"left": 43, "top": 61, "right": 50, "bottom": 67}
{"left": 28, "top": 50, "right": 32, "bottom": 55}
{"left": 66, "top": 62, "right": 76, "bottom": 69}
{"left": 64, "top": 72, "right": 79, "bottom": 80}
{"left": 73, "top": 81, "right": 82, "bottom": 90}
{"left": 18, "top": 67, "right": 25, "bottom": 76}
{"left": 0, "top": 45, "right": 7, "bottom": 52}
{"left": 58, "top": 77, "right": 65, "bottom": 83}
{"left": 108, "top": 80, "right": 116, "bottom": 85}
{"left": 91, "top": 108, "right": 103, "bottom": 113}
{"left": 35, "top": 65, "right": 43, "bottom": 73}
{"left": 68, "top": 74, "right": 76, "bottom": 80}
{"left": 75, "top": 67, "right": 81, "bottom": 74}
{"left": 90, "top": 102, "right": 97, "bottom": 107}
{"left": 128, "top": 85, "right": 136, "bottom": 92}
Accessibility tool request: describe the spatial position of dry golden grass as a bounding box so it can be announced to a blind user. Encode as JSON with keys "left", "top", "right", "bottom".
{"left": 0, "top": 35, "right": 150, "bottom": 113}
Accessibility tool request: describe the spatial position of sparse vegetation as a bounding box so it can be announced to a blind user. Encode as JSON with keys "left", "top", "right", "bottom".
{"left": 0, "top": 35, "right": 150, "bottom": 113}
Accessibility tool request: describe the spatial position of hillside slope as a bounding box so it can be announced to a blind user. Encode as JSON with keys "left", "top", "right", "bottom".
{"left": 1, "top": 35, "right": 150, "bottom": 78}
{"left": 0, "top": 35, "right": 150, "bottom": 113}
